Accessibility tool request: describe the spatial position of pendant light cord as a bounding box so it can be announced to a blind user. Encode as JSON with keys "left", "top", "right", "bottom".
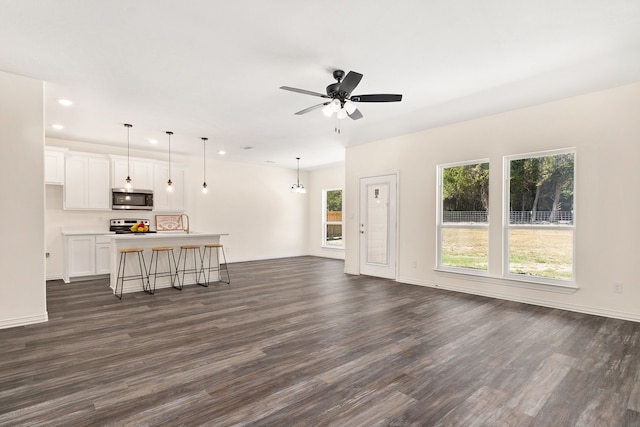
{"left": 166, "top": 131, "right": 173, "bottom": 181}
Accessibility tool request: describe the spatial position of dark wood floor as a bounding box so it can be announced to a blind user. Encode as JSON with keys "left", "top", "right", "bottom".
{"left": 1, "top": 256, "right": 640, "bottom": 426}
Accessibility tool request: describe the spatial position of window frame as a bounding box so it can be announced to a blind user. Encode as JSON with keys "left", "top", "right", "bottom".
{"left": 322, "top": 188, "right": 344, "bottom": 250}
{"left": 436, "top": 159, "right": 490, "bottom": 275}
{"left": 503, "top": 148, "right": 576, "bottom": 286}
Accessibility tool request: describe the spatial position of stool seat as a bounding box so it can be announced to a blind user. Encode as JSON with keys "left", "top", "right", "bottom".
{"left": 204, "top": 243, "right": 223, "bottom": 248}
{"left": 180, "top": 245, "right": 202, "bottom": 249}
{"left": 152, "top": 247, "right": 174, "bottom": 251}
{"left": 120, "top": 248, "right": 144, "bottom": 253}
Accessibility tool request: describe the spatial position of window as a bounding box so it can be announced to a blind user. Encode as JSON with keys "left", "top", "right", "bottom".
{"left": 322, "top": 189, "right": 343, "bottom": 248}
{"left": 504, "top": 149, "right": 575, "bottom": 284}
{"left": 437, "top": 160, "right": 490, "bottom": 272}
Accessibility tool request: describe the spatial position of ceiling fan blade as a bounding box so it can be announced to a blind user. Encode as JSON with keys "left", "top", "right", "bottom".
{"left": 350, "top": 94, "right": 403, "bottom": 102}
{"left": 347, "top": 108, "right": 363, "bottom": 120}
{"left": 294, "top": 102, "right": 329, "bottom": 115}
{"left": 280, "top": 86, "right": 329, "bottom": 98}
{"left": 337, "top": 71, "right": 363, "bottom": 96}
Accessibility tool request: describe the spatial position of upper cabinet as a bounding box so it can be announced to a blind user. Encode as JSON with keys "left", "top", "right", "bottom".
{"left": 153, "top": 162, "right": 186, "bottom": 212}
{"left": 64, "top": 152, "right": 110, "bottom": 210}
{"left": 110, "top": 156, "right": 154, "bottom": 190}
{"left": 49, "top": 147, "right": 186, "bottom": 212}
{"left": 44, "top": 147, "right": 68, "bottom": 185}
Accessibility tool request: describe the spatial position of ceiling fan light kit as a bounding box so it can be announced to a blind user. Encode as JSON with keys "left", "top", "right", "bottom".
{"left": 280, "top": 69, "right": 402, "bottom": 132}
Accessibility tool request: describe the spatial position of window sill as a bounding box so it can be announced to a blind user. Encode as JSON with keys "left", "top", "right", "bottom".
{"left": 321, "top": 245, "right": 344, "bottom": 250}
{"left": 434, "top": 268, "right": 578, "bottom": 294}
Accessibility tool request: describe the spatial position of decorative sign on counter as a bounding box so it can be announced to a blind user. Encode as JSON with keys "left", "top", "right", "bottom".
{"left": 155, "top": 215, "right": 184, "bottom": 231}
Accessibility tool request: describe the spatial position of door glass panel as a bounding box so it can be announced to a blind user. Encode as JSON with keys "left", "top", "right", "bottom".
{"left": 366, "top": 183, "right": 389, "bottom": 265}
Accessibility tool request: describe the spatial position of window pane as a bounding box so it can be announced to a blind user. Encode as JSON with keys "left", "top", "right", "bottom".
{"left": 509, "top": 153, "right": 574, "bottom": 225}
{"left": 441, "top": 228, "right": 488, "bottom": 270}
{"left": 326, "top": 190, "right": 342, "bottom": 222}
{"left": 323, "top": 189, "right": 343, "bottom": 248}
{"left": 442, "top": 163, "right": 489, "bottom": 224}
{"left": 325, "top": 224, "right": 342, "bottom": 247}
{"left": 367, "top": 183, "right": 389, "bottom": 264}
{"left": 508, "top": 229, "right": 573, "bottom": 279}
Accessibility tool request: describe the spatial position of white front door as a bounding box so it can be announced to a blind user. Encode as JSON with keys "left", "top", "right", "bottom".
{"left": 359, "top": 174, "right": 397, "bottom": 279}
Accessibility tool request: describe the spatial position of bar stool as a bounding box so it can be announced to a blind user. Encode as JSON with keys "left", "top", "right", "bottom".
{"left": 148, "top": 247, "right": 180, "bottom": 293}
{"left": 177, "top": 245, "right": 205, "bottom": 287}
{"left": 201, "top": 243, "right": 230, "bottom": 286}
{"left": 115, "top": 248, "right": 148, "bottom": 299}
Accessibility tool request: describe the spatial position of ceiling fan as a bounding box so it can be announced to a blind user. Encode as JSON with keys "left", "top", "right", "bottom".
{"left": 280, "top": 69, "right": 402, "bottom": 121}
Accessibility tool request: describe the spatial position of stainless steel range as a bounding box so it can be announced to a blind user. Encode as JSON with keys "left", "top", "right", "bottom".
{"left": 109, "top": 219, "right": 156, "bottom": 234}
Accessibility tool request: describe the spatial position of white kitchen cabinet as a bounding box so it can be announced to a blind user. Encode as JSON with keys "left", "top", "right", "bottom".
{"left": 44, "top": 147, "right": 67, "bottom": 185}
{"left": 63, "top": 235, "right": 96, "bottom": 282}
{"left": 95, "top": 235, "right": 112, "bottom": 275}
{"left": 110, "top": 156, "right": 154, "bottom": 190}
{"left": 153, "top": 163, "right": 185, "bottom": 212}
{"left": 64, "top": 152, "right": 110, "bottom": 210}
{"left": 63, "top": 233, "right": 113, "bottom": 282}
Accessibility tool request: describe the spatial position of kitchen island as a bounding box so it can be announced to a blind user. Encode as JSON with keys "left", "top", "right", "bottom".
{"left": 109, "top": 232, "right": 228, "bottom": 295}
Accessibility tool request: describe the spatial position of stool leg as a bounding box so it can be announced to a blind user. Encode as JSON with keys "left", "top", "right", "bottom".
{"left": 137, "top": 251, "right": 149, "bottom": 293}
{"left": 205, "top": 247, "right": 212, "bottom": 285}
{"left": 115, "top": 252, "right": 125, "bottom": 299}
{"left": 194, "top": 247, "right": 206, "bottom": 287}
{"left": 199, "top": 247, "right": 208, "bottom": 287}
{"left": 177, "top": 248, "right": 184, "bottom": 288}
{"left": 219, "top": 246, "right": 231, "bottom": 285}
{"left": 151, "top": 250, "right": 159, "bottom": 295}
{"left": 171, "top": 250, "right": 182, "bottom": 290}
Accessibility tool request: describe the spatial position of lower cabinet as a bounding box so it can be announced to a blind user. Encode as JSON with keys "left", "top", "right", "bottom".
{"left": 63, "top": 234, "right": 112, "bottom": 282}
{"left": 95, "top": 235, "right": 112, "bottom": 275}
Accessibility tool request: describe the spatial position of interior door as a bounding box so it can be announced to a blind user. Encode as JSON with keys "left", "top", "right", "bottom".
{"left": 359, "top": 174, "right": 397, "bottom": 279}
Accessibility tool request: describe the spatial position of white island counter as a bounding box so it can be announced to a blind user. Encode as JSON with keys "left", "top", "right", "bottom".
{"left": 109, "top": 232, "right": 228, "bottom": 294}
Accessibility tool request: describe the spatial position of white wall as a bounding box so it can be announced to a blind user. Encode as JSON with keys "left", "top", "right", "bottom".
{"left": 307, "top": 164, "right": 345, "bottom": 260}
{"left": 346, "top": 82, "right": 640, "bottom": 321}
{"left": 44, "top": 139, "right": 311, "bottom": 278}
{"left": 184, "top": 156, "right": 309, "bottom": 262}
{"left": 0, "top": 70, "right": 47, "bottom": 328}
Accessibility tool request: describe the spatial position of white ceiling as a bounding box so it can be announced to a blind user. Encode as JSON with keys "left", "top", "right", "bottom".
{"left": 2, "top": 0, "right": 640, "bottom": 170}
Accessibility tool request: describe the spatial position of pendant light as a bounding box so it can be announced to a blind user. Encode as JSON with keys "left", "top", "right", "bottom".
{"left": 201, "top": 137, "right": 208, "bottom": 194}
{"left": 166, "top": 131, "right": 174, "bottom": 192}
{"left": 291, "top": 157, "right": 306, "bottom": 194}
{"left": 124, "top": 123, "right": 133, "bottom": 190}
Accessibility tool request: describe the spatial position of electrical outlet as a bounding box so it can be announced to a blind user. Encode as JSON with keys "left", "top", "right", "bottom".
{"left": 411, "top": 261, "right": 417, "bottom": 268}
{"left": 613, "top": 282, "right": 624, "bottom": 294}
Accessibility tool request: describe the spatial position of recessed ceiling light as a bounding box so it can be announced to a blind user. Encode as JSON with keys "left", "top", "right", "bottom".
{"left": 58, "top": 99, "right": 73, "bottom": 106}
{"left": 242, "top": 146, "right": 253, "bottom": 150}
{"left": 265, "top": 160, "right": 275, "bottom": 163}
{"left": 52, "top": 124, "right": 64, "bottom": 130}
{"left": 218, "top": 150, "right": 226, "bottom": 155}
{"left": 147, "top": 139, "right": 158, "bottom": 144}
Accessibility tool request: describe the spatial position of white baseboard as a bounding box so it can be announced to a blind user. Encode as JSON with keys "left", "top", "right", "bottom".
{"left": 398, "top": 275, "right": 640, "bottom": 323}
{"left": 0, "top": 312, "right": 49, "bottom": 330}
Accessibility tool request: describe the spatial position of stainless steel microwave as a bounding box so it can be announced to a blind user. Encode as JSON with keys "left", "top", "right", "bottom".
{"left": 111, "top": 189, "right": 154, "bottom": 210}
